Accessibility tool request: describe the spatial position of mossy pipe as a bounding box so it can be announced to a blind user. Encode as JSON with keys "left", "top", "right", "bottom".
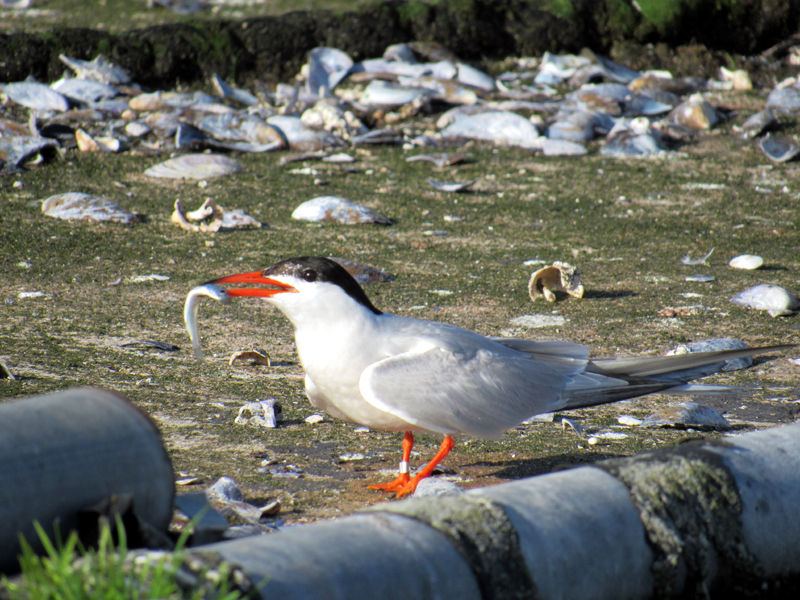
{"left": 0, "top": 387, "right": 174, "bottom": 573}
{"left": 200, "top": 422, "right": 800, "bottom": 599}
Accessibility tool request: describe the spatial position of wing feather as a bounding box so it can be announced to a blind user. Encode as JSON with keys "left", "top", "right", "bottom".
{"left": 359, "top": 345, "right": 587, "bottom": 439}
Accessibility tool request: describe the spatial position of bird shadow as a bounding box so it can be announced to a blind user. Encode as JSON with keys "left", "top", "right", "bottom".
{"left": 465, "top": 452, "right": 626, "bottom": 481}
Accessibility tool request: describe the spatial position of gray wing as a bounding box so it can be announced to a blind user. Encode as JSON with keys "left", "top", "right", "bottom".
{"left": 359, "top": 344, "right": 588, "bottom": 439}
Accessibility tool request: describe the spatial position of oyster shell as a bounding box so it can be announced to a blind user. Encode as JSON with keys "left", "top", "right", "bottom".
{"left": 731, "top": 284, "right": 799, "bottom": 317}
{"left": 528, "top": 262, "right": 584, "bottom": 302}
{"left": 145, "top": 154, "right": 243, "bottom": 179}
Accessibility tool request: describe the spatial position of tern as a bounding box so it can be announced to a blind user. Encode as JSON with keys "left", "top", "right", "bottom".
{"left": 205, "top": 256, "right": 792, "bottom": 498}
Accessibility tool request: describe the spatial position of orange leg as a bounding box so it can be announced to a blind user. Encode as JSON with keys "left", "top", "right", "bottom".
{"left": 368, "top": 431, "right": 414, "bottom": 493}
{"left": 369, "top": 434, "right": 456, "bottom": 499}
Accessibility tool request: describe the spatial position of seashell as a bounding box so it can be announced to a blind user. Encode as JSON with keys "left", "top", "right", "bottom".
{"left": 206, "top": 477, "right": 280, "bottom": 525}
{"left": 125, "top": 121, "right": 151, "bottom": 137}
{"left": 509, "top": 315, "right": 567, "bottom": 329}
{"left": 383, "top": 43, "right": 417, "bottom": 63}
{"left": 234, "top": 399, "right": 283, "bottom": 428}
{"left": 667, "top": 338, "right": 754, "bottom": 372}
{"left": 359, "top": 80, "right": 430, "bottom": 108}
{"left": 669, "top": 96, "right": 719, "bottom": 129}
{"left": 731, "top": 284, "right": 800, "bottom": 317}
{"left": 564, "top": 84, "right": 628, "bottom": 115}
{"left": 741, "top": 108, "right": 776, "bottom": 139}
{"left": 171, "top": 198, "right": 261, "bottom": 233}
{"left": 351, "top": 128, "right": 403, "bottom": 146}
{"left": 427, "top": 178, "right": 476, "bottom": 193}
{"left": 528, "top": 262, "right": 584, "bottom": 302}
{"left": 129, "top": 91, "right": 166, "bottom": 112}
{"left": 210, "top": 73, "right": 258, "bottom": 106}
{"left": 41, "top": 192, "right": 139, "bottom": 223}
{"left": 439, "top": 110, "right": 541, "bottom": 149}
{"left": 681, "top": 247, "right": 714, "bottom": 265}
{"left": 183, "top": 283, "right": 232, "bottom": 362}
{"left": 305, "top": 414, "right": 324, "bottom": 424}
{"left": 59, "top": 53, "right": 130, "bottom": 85}
{"left": 229, "top": 350, "right": 271, "bottom": 367}
{"left": 456, "top": 62, "right": 495, "bottom": 92}
{"left": 145, "top": 154, "right": 243, "bottom": 179}
{"left": 758, "top": 134, "right": 800, "bottom": 163}
{"left": 435, "top": 104, "right": 497, "bottom": 129}
{"left": 406, "top": 152, "right": 471, "bottom": 168}
{"left": 291, "top": 196, "right": 392, "bottom": 225}
{"left": 402, "top": 76, "right": 478, "bottom": 105}
{"left": 622, "top": 94, "right": 673, "bottom": 117}
{"left": 267, "top": 115, "right": 343, "bottom": 151}
{"left": 51, "top": 78, "right": 119, "bottom": 104}
{"left": 328, "top": 257, "right": 394, "bottom": 283}
{"left": 601, "top": 117, "right": 666, "bottom": 157}
{"left": 301, "top": 101, "right": 368, "bottom": 141}
{"left": 3, "top": 82, "right": 69, "bottom": 112}
{"left": 221, "top": 209, "right": 262, "bottom": 230}
{"left": 766, "top": 86, "right": 800, "bottom": 115}
{"left": 685, "top": 274, "right": 715, "bottom": 282}
{"left": 641, "top": 402, "right": 731, "bottom": 431}
{"left": 547, "top": 118, "right": 595, "bottom": 143}
{"left": 617, "top": 415, "right": 643, "bottom": 426}
{"left": 322, "top": 152, "right": 355, "bottom": 163}
{"left": 191, "top": 113, "right": 285, "bottom": 151}
{"left": 75, "top": 129, "right": 120, "bottom": 153}
{"left": 306, "top": 47, "right": 353, "bottom": 97}
{"left": 0, "top": 135, "right": 59, "bottom": 172}
{"left": 729, "top": 254, "right": 764, "bottom": 270}
{"left": 595, "top": 54, "right": 642, "bottom": 83}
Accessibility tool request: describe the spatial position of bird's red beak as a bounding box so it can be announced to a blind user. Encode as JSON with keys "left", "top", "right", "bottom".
{"left": 206, "top": 270, "right": 298, "bottom": 298}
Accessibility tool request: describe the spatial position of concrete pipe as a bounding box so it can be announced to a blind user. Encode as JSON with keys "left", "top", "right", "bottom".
{"left": 0, "top": 387, "right": 174, "bottom": 572}
{"left": 197, "top": 422, "right": 800, "bottom": 599}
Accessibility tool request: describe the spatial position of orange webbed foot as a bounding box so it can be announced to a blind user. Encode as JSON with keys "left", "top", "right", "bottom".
{"left": 368, "top": 472, "right": 410, "bottom": 493}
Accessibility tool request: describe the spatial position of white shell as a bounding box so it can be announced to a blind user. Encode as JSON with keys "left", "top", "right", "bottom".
{"left": 440, "top": 110, "right": 542, "bottom": 149}
{"left": 144, "top": 154, "right": 243, "bottom": 179}
{"left": 640, "top": 402, "right": 731, "bottom": 431}
{"left": 729, "top": 254, "right": 764, "bottom": 270}
{"left": 4, "top": 82, "right": 69, "bottom": 112}
{"left": 731, "top": 284, "right": 799, "bottom": 317}
{"left": 41, "top": 192, "right": 138, "bottom": 223}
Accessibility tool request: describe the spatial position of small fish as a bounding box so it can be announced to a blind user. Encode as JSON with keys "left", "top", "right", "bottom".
{"left": 184, "top": 284, "right": 232, "bottom": 362}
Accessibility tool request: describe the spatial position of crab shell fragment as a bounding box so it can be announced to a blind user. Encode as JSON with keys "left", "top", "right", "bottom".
{"left": 528, "top": 262, "right": 584, "bottom": 302}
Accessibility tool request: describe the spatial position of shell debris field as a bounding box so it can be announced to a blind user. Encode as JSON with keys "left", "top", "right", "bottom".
{"left": 2, "top": 27, "right": 799, "bottom": 524}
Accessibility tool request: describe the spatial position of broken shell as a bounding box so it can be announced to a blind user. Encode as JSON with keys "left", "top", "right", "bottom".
{"left": 528, "top": 262, "right": 584, "bottom": 302}
{"left": 640, "top": 402, "right": 731, "bottom": 431}
{"left": 184, "top": 283, "right": 232, "bottom": 362}
{"left": 267, "top": 115, "right": 343, "bottom": 151}
{"left": 304, "top": 414, "right": 324, "bottom": 424}
{"left": 171, "top": 198, "right": 223, "bottom": 232}
{"left": 145, "top": 154, "right": 243, "bottom": 179}
{"left": 681, "top": 247, "right": 714, "bottom": 265}
{"left": 758, "top": 134, "right": 800, "bottom": 163}
{"left": 427, "top": 178, "right": 476, "bottom": 193}
{"left": 668, "top": 338, "right": 754, "bottom": 372}
{"left": 729, "top": 254, "right": 764, "bottom": 270}
{"left": 766, "top": 86, "right": 800, "bottom": 115}
{"left": 306, "top": 47, "right": 353, "bottom": 97}
{"left": 58, "top": 53, "right": 130, "bottom": 85}
{"left": 235, "top": 399, "right": 282, "bottom": 429}
{"left": 229, "top": 350, "right": 271, "bottom": 367}
{"left": 41, "top": 192, "right": 139, "bottom": 223}
{"left": 291, "top": 196, "right": 392, "bottom": 225}
{"left": 731, "top": 284, "right": 800, "bottom": 317}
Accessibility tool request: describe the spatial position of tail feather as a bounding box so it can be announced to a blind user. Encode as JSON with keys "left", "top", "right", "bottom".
{"left": 560, "top": 344, "right": 794, "bottom": 411}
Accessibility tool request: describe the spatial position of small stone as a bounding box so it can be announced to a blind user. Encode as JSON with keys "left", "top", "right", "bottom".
{"left": 729, "top": 254, "right": 764, "bottom": 270}
{"left": 305, "top": 414, "right": 324, "bottom": 424}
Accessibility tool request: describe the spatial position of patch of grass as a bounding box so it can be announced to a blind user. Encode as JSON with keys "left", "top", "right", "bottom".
{"left": 1, "top": 518, "right": 246, "bottom": 600}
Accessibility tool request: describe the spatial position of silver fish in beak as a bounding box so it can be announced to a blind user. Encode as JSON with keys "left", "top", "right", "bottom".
{"left": 184, "top": 283, "right": 231, "bottom": 362}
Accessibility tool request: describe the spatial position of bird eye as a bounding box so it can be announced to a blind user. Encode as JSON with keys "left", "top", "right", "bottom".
{"left": 301, "top": 269, "right": 317, "bottom": 282}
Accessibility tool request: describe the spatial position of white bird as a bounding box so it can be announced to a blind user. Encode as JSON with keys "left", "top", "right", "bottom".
{"left": 205, "top": 256, "right": 792, "bottom": 497}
